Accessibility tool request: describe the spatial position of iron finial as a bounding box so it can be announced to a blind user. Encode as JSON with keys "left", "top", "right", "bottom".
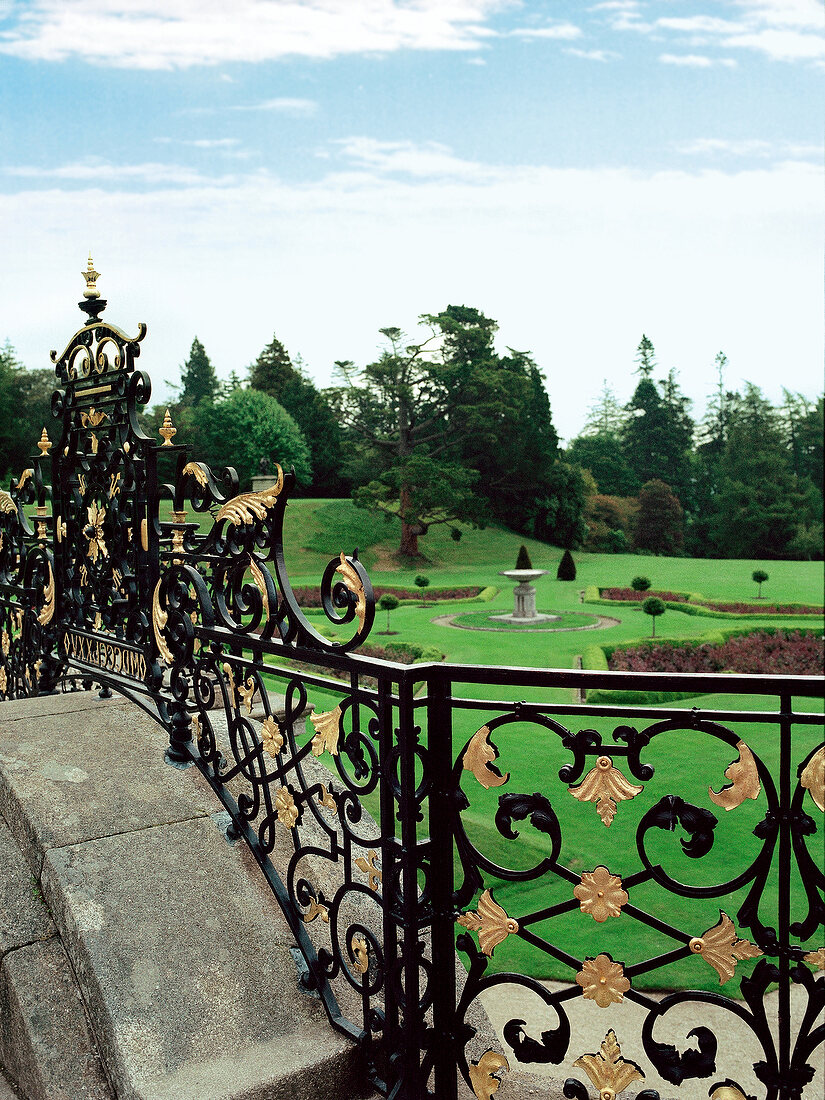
{"left": 159, "top": 409, "right": 177, "bottom": 446}
{"left": 37, "top": 428, "right": 52, "bottom": 455}
{"left": 82, "top": 254, "right": 101, "bottom": 300}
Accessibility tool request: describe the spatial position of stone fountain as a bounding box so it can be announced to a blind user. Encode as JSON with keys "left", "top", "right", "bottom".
{"left": 492, "top": 567, "right": 557, "bottom": 624}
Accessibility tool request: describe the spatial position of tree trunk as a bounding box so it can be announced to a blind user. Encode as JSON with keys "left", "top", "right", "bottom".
{"left": 400, "top": 520, "right": 419, "bottom": 557}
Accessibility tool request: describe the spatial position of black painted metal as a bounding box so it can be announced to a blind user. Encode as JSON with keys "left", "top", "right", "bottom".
{"left": 0, "top": 291, "right": 822, "bottom": 1100}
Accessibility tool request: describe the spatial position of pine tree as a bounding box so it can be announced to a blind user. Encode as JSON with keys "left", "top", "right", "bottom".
{"left": 179, "top": 337, "right": 219, "bottom": 409}
{"left": 249, "top": 335, "right": 345, "bottom": 496}
{"left": 634, "top": 335, "right": 656, "bottom": 377}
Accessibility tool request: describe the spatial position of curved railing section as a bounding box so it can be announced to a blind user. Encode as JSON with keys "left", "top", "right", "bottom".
{"left": 0, "top": 274, "right": 821, "bottom": 1100}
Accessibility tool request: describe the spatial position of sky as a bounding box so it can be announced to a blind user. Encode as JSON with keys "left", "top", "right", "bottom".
{"left": 0, "top": 0, "right": 822, "bottom": 443}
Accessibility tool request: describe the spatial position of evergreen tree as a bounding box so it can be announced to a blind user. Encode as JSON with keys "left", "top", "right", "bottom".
{"left": 179, "top": 337, "right": 219, "bottom": 409}
{"left": 249, "top": 335, "right": 345, "bottom": 496}
{"left": 566, "top": 434, "right": 638, "bottom": 496}
{"left": 710, "top": 384, "right": 802, "bottom": 558}
{"left": 582, "top": 380, "right": 626, "bottom": 436}
{"left": 634, "top": 334, "right": 656, "bottom": 377}
{"left": 634, "top": 479, "right": 684, "bottom": 555}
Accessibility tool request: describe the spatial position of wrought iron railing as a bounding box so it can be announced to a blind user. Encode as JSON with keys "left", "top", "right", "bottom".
{"left": 0, "top": 270, "right": 822, "bottom": 1100}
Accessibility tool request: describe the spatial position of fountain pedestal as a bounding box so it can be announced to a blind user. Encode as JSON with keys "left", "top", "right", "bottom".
{"left": 491, "top": 569, "right": 556, "bottom": 624}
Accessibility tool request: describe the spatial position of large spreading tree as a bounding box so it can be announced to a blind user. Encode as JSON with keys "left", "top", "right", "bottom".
{"left": 335, "top": 306, "right": 577, "bottom": 557}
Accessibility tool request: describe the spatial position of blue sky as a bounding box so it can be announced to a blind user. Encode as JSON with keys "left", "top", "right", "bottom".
{"left": 1, "top": 0, "right": 822, "bottom": 441}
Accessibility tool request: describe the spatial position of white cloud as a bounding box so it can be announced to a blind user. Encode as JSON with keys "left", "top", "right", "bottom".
{"left": 565, "top": 47, "right": 618, "bottom": 61}
{"left": 657, "top": 16, "right": 745, "bottom": 34}
{"left": 231, "top": 97, "right": 318, "bottom": 114}
{"left": 660, "top": 53, "right": 714, "bottom": 66}
{"left": 675, "top": 137, "right": 774, "bottom": 156}
{"left": 0, "top": 0, "right": 511, "bottom": 69}
{"left": 3, "top": 160, "right": 228, "bottom": 185}
{"left": 722, "top": 27, "right": 825, "bottom": 61}
{"left": 510, "top": 23, "right": 582, "bottom": 40}
{"left": 2, "top": 147, "right": 821, "bottom": 442}
{"left": 183, "top": 138, "right": 242, "bottom": 149}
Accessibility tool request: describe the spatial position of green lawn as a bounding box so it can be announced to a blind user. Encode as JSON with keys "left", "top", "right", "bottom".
{"left": 195, "top": 497, "right": 824, "bottom": 991}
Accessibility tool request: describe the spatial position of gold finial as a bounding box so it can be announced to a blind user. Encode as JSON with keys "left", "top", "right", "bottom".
{"left": 158, "top": 409, "right": 177, "bottom": 446}
{"left": 37, "top": 428, "right": 52, "bottom": 455}
{"left": 82, "top": 254, "right": 101, "bottom": 300}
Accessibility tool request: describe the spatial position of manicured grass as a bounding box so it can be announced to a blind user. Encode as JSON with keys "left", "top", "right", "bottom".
{"left": 184, "top": 496, "right": 823, "bottom": 991}
{"left": 450, "top": 609, "right": 601, "bottom": 631}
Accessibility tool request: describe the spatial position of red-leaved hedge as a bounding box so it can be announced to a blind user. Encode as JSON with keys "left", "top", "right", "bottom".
{"left": 601, "top": 588, "right": 689, "bottom": 602}
{"left": 704, "top": 602, "right": 823, "bottom": 615}
{"left": 608, "top": 630, "right": 823, "bottom": 676}
{"left": 292, "top": 585, "right": 482, "bottom": 607}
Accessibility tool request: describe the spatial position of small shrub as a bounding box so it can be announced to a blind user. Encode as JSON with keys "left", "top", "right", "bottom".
{"left": 378, "top": 593, "right": 399, "bottom": 633}
{"left": 557, "top": 550, "right": 576, "bottom": 580}
{"left": 414, "top": 574, "right": 430, "bottom": 605}
{"left": 515, "top": 544, "right": 533, "bottom": 570}
{"left": 631, "top": 576, "right": 651, "bottom": 592}
{"left": 752, "top": 569, "right": 769, "bottom": 598}
{"left": 601, "top": 587, "right": 688, "bottom": 603}
{"left": 642, "top": 596, "right": 666, "bottom": 636}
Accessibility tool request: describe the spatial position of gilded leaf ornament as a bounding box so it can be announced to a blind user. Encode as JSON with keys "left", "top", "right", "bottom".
{"left": 576, "top": 954, "right": 630, "bottom": 1008}
{"left": 574, "top": 866, "right": 628, "bottom": 923}
{"left": 247, "top": 558, "right": 271, "bottom": 623}
{"left": 16, "top": 470, "right": 33, "bottom": 490}
{"left": 469, "top": 1050, "right": 509, "bottom": 1100}
{"left": 800, "top": 745, "right": 825, "bottom": 812}
{"left": 457, "top": 889, "right": 519, "bottom": 957}
{"left": 180, "top": 461, "right": 209, "bottom": 488}
{"left": 709, "top": 740, "right": 761, "bottom": 810}
{"left": 1, "top": 631, "right": 9, "bottom": 657}
{"left": 689, "top": 911, "right": 763, "bottom": 984}
{"left": 260, "top": 715, "right": 284, "bottom": 757}
{"left": 151, "top": 581, "right": 174, "bottom": 665}
{"left": 709, "top": 1085, "right": 750, "bottom": 1100}
{"left": 317, "top": 784, "right": 337, "bottom": 814}
{"left": 310, "top": 705, "right": 341, "bottom": 757}
{"left": 803, "top": 947, "right": 825, "bottom": 971}
{"left": 0, "top": 667, "right": 7, "bottom": 693}
{"left": 238, "top": 676, "right": 256, "bottom": 715}
{"left": 463, "top": 725, "right": 509, "bottom": 790}
{"left": 274, "top": 787, "right": 299, "bottom": 828}
{"left": 215, "top": 467, "right": 285, "bottom": 526}
{"left": 355, "top": 849, "right": 382, "bottom": 891}
{"left": 334, "top": 552, "right": 366, "bottom": 631}
{"left": 350, "top": 934, "right": 369, "bottom": 975}
{"left": 303, "top": 896, "right": 329, "bottom": 924}
{"left": 572, "top": 1030, "right": 645, "bottom": 1100}
{"left": 0, "top": 492, "right": 16, "bottom": 515}
{"left": 568, "top": 756, "right": 643, "bottom": 827}
{"left": 83, "top": 502, "right": 108, "bottom": 562}
{"left": 36, "top": 562, "right": 55, "bottom": 627}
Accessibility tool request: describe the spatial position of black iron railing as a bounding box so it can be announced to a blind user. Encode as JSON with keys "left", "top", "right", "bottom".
{"left": 0, "top": 275, "right": 822, "bottom": 1100}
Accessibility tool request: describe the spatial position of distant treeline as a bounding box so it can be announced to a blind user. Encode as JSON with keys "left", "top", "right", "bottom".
{"left": 1, "top": 315, "right": 821, "bottom": 561}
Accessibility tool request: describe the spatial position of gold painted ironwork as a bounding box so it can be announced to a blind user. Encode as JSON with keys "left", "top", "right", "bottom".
{"left": 158, "top": 409, "right": 177, "bottom": 446}
{"left": 79, "top": 563, "right": 89, "bottom": 587}
{"left": 334, "top": 551, "right": 366, "bottom": 631}
{"left": 1, "top": 631, "right": 9, "bottom": 657}
{"left": 16, "top": 470, "right": 33, "bottom": 490}
{"left": 214, "top": 467, "right": 285, "bottom": 526}
{"left": 0, "top": 492, "right": 15, "bottom": 515}
{"left": 77, "top": 472, "right": 87, "bottom": 496}
{"left": 709, "top": 740, "right": 761, "bottom": 810}
{"left": 310, "top": 705, "right": 341, "bottom": 757}
{"left": 260, "top": 715, "right": 283, "bottom": 757}
{"left": 709, "top": 1086, "right": 749, "bottom": 1100}
{"left": 576, "top": 954, "right": 630, "bottom": 1008}
{"left": 83, "top": 502, "right": 108, "bottom": 562}
{"left": 248, "top": 557, "right": 271, "bottom": 622}
{"left": 303, "top": 897, "right": 329, "bottom": 924}
{"left": 108, "top": 472, "right": 121, "bottom": 499}
{"left": 800, "top": 745, "right": 824, "bottom": 812}
{"left": 572, "top": 1030, "right": 645, "bottom": 1100}
{"left": 803, "top": 946, "right": 825, "bottom": 970}
{"left": 36, "top": 428, "right": 52, "bottom": 455}
{"left": 468, "top": 1050, "right": 509, "bottom": 1099}
{"left": 568, "top": 756, "right": 643, "bottom": 827}
{"left": 317, "top": 784, "right": 337, "bottom": 814}
{"left": 140, "top": 518, "right": 148, "bottom": 551}
{"left": 463, "top": 725, "right": 509, "bottom": 789}
{"left": 350, "top": 934, "right": 369, "bottom": 975}
{"left": 37, "top": 562, "right": 55, "bottom": 626}
{"left": 222, "top": 664, "right": 256, "bottom": 714}
{"left": 355, "top": 849, "right": 382, "bottom": 891}
{"left": 181, "top": 461, "right": 209, "bottom": 487}
{"left": 274, "top": 787, "right": 299, "bottom": 828}
{"left": 152, "top": 580, "right": 174, "bottom": 665}
{"left": 689, "top": 911, "right": 762, "bottom": 984}
{"left": 574, "top": 866, "right": 628, "bottom": 923}
{"left": 82, "top": 254, "right": 101, "bottom": 299}
{"left": 457, "top": 889, "right": 519, "bottom": 957}
{"left": 0, "top": 668, "right": 7, "bottom": 693}
{"left": 55, "top": 516, "right": 66, "bottom": 542}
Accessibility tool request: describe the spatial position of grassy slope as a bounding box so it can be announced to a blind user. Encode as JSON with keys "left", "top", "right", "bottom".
{"left": 278, "top": 500, "right": 823, "bottom": 989}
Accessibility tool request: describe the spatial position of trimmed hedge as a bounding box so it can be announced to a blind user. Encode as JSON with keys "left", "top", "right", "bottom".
{"left": 585, "top": 586, "right": 822, "bottom": 620}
